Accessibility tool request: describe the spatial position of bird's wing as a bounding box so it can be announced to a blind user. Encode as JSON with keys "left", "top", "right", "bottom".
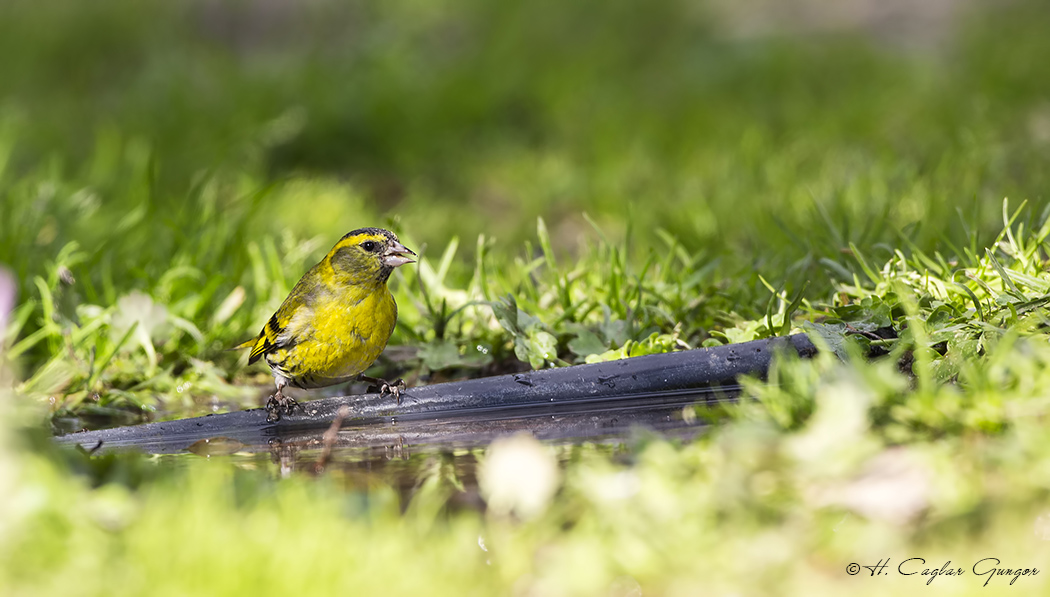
{"left": 246, "top": 312, "right": 286, "bottom": 364}
{"left": 242, "top": 267, "right": 321, "bottom": 364}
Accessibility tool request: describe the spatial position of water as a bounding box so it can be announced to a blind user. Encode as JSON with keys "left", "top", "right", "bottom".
{"left": 58, "top": 385, "right": 741, "bottom": 497}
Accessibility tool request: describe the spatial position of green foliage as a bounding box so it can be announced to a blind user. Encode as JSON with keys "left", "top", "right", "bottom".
{"left": 4, "top": 0, "right": 1050, "bottom": 593}
{"left": 2, "top": 0, "right": 1050, "bottom": 420}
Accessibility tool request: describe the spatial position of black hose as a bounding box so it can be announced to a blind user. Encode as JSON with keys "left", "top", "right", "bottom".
{"left": 55, "top": 333, "right": 817, "bottom": 452}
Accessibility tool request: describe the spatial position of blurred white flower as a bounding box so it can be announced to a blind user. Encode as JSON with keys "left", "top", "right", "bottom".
{"left": 110, "top": 291, "right": 174, "bottom": 372}
{"left": 479, "top": 433, "right": 560, "bottom": 519}
{"left": 111, "top": 291, "right": 172, "bottom": 343}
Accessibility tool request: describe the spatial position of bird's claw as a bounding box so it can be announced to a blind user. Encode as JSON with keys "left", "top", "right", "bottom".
{"left": 265, "top": 393, "right": 301, "bottom": 422}
{"left": 360, "top": 374, "right": 407, "bottom": 405}
{"left": 378, "top": 378, "right": 406, "bottom": 405}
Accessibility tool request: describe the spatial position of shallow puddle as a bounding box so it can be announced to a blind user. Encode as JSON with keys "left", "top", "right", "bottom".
{"left": 60, "top": 385, "right": 739, "bottom": 497}
{"left": 183, "top": 404, "right": 713, "bottom": 506}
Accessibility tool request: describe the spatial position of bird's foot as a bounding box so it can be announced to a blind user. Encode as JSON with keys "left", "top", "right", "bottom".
{"left": 265, "top": 389, "right": 301, "bottom": 422}
{"left": 359, "top": 375, "right": 406, "bottom": 405}
{"left": 380, "top": 378, "right": 406, "bottom": 405}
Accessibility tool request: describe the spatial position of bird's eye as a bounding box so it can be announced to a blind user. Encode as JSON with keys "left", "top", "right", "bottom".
{"left": 362, "top": 241, "right": 377, "bottom": 252}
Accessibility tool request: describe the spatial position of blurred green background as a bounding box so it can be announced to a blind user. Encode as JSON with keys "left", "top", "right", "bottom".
{"left": 3, "top": 0, "right": 1048, "bottom": 278}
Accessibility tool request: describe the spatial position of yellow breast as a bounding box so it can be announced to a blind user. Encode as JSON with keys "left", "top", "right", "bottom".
{"left": 267, "top": 286, "right": 398, "bottom": 388}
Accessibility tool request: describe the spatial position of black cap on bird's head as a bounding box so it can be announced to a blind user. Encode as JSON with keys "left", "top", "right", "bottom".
{"left": 330, "top": 227, "right": 416, "bottom": 283}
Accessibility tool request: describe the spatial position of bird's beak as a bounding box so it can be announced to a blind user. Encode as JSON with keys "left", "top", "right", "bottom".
{"left": 382, "top": 241, "right": 417, "bottom": 268}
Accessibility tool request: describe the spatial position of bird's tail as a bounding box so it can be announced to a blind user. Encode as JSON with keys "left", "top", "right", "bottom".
{"left": 228, "top": 337, "right": 258, "bottom": 352}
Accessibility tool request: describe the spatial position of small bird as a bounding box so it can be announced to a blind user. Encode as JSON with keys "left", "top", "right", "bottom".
{"left": 235, "top": 227, "right": 416, "bottom": 421}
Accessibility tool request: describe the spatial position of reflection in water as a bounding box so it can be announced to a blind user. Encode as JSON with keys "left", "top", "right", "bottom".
{"left": 69, "top": 385, "right": 741, "bottom": 501}
{"left": 186, "top": 436, "right": 246, "bottom": 456}
{"left": 242, "top": 399, "right": 722, "bottom": 500}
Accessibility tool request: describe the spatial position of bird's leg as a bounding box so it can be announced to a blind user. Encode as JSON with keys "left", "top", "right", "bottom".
{"left": 265, "top": 375, "right": 301, "bottom": 422}
{"left": 358, "top": 374, "right": 406, "bottom": 405}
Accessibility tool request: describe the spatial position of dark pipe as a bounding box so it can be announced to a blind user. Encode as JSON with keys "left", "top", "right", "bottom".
{"left": 55, "top": 333, "right": 817, "bottom": 452}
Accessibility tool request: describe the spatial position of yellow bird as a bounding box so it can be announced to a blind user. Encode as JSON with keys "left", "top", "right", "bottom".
{"left": 235, "top": 228, "right": 416, "bottom": 421}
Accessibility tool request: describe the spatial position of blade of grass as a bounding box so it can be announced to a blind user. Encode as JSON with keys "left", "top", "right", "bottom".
{"left": 86, "top": 321, "right": 139, "bottom": 390}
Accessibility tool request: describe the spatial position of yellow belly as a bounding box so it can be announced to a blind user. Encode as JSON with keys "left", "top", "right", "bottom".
{"left": 267, "top": 288, "right": 397, "bottom": 388}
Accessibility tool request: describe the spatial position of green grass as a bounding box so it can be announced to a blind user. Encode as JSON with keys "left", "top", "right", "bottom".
{"left": 4, "top": 0, "right": 1050, "bottom": 594}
